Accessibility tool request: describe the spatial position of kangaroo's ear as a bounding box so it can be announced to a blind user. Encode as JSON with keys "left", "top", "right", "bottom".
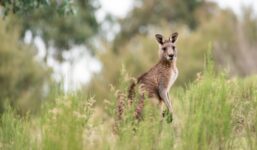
{"left": 155, "top": 34, "right": 163, "bottom": 45}
{"left": 170, "top": 32, "right": 178, "bottom": 43}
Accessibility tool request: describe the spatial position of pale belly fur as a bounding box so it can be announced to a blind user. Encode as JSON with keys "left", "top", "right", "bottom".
{"left": 167, "top": 68, "right": 178, "bottom": 91}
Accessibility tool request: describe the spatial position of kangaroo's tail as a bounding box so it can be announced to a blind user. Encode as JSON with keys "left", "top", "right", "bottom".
{"left": 128, "top": 79, "right": 137, "bottom": 104}
{"left": 116, "top": 79, "right": 137, "bottom": 121}
{"left": 116, "top": 91, "right": 125, "bottom": 121}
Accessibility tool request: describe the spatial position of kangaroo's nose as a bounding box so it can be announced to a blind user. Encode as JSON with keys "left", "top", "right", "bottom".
{"left": 169, "top": 54, "right": 174, "bottom": 58}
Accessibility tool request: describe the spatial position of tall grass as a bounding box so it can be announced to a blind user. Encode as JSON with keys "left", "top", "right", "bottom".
{"left": 0, "top": 59, "right": 257, "bottom": 150}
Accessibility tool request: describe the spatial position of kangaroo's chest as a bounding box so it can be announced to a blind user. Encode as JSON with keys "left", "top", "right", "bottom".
{"left": 167, "top": 68, "right": 178, "bottom": 91}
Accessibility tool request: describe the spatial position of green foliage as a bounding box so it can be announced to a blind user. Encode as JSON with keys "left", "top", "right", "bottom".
{"left": 113, "top": 0, "right": 218, "bottom": 51}
{"left": 1, "top": 59, "right": 257, "bottom": 149}
{"left": 0, "top": 19, "right": 50, "bottom": 114}
{"left": 40, "top": 94, "right": 95, "bottom": 150}
{"left": 0, "top": 0, "right": 74, "bottom": 16}
{"left": 0, "top": 1, "right": 257, "bottom": 149}
{"left": 241, "top": 6, "right": 257, "bottom": 45}
{"left": 89, "top": 7, "right": 257, "bottom": 102}
{"left": 0, "top": 92, "right": 95, "bottom": 150}
{"left": 0, "top": 105, "right": 31, "bottom": 150}
{"left": 2, "top": 0, "right": 99, "bottom": 62}
{"left": 17, "top": 0, "right": 99, "bottom": 61}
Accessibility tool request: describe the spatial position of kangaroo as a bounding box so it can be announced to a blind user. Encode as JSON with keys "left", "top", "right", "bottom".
{"left": 128, "top": 32, "right": 179, "bottom": 120}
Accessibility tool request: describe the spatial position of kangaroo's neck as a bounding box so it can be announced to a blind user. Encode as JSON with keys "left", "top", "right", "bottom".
{"left": 158, "top": 59, "right": 177, "bottom": 69}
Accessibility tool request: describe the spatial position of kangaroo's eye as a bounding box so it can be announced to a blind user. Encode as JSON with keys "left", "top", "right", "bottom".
{"left": 172, "top": 46, "right": 175, "bottom": 50}
{"left": 162, "top": 47, "right": 167, "bottom": 51}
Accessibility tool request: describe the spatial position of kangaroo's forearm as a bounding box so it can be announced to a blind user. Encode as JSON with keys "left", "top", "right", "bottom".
{"left": 159, "top": 88, "right": 173, "bottom": 113}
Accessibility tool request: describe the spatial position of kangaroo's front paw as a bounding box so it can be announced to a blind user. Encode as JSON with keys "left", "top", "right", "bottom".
{"left": 163, "top": 110, "right": 173, "bottom": 123}
{"left": 166, "top": 112, "right": 173, "bottom": 123}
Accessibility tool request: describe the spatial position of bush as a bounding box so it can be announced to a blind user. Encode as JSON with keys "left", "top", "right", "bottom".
{"left": 0, "top": 19, "right": 50, "bottom": 114}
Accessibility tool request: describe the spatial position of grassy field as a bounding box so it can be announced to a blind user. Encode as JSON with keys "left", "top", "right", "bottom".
{"left": 0, "top": 61, "right": 257, "bottom": 150}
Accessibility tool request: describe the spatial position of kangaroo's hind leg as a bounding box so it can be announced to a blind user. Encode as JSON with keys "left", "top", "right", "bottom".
{"left": 135, "top": 93, "right": 145, "bottom": 121}
{"left": 158, "top": 102, "right": 165, "bottom": 133}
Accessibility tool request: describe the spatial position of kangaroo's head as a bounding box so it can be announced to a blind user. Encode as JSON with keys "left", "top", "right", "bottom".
{"left": 155, "top": 32, "right": 178, "bottom": 62}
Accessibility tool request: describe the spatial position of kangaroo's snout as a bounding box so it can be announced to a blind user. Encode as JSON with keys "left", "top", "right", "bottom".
{"left": 168, "top": 54, "right": 174, "bottom": 60}
{"left": 169, "top": 54, "right": 174, "bottom": 58}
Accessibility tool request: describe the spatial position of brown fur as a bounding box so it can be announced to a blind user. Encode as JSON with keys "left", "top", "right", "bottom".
{"left": 128, "top": 32, "right": 179, "bottom": 119}
{"left": 131, "top": 60, "right": 177, "bottom": 101}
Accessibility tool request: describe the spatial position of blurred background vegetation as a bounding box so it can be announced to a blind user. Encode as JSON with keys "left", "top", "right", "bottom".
{"left": 87, "top": 0, "right": 257, "bottom": 103}
{"left": 0, "top": 0, "right": 257, "bottom": 113}
{"left": 1, "top": 0, "right": 257, "bottom": 149}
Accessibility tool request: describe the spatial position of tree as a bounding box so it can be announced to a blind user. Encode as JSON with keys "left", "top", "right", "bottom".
{"left": 1, "top": 0, "right": 100, "bottom": 62}
{"left": 0, "top": 19, "right": 50, "bottom": 114}
{"left": 113, "top": 0, "right": 217, "bottom": 52}
{"left": 0, "top": 0, "right": 73, "bottom": 16}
